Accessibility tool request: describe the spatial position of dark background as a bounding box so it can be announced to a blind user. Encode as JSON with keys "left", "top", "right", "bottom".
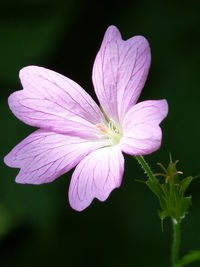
{"left": 1, "top": 0, "right": 200, "bottom": 266}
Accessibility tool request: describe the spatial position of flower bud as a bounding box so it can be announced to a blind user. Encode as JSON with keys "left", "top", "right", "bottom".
{"left": 146, "top": 155, "right": 193, "bottom": 226}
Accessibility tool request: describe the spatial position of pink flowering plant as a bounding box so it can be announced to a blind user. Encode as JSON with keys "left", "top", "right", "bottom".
{"left": 4, "top": 26, "right": 200, "bottom": 266}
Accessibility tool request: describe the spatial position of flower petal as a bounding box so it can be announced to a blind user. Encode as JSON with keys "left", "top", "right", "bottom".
{"left": 121, "top": 100, "right": 168, "bottom": 155}
{"left": 8, "top": 66, "right": 103, "bottom": 139}
{"left": 92, "top": 25, "right": 151, "bottom": 123}
{"left": 4, "top": 129, "right": 105, "bottom": 184}
{"left": 68, "top": 145, "right": 124, "bottom": 211}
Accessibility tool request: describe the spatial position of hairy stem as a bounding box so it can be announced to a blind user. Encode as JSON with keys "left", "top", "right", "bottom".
{"left": 135, "top": 156, "right": 157, "bottom": 183}
{"left": 135, "top": 156, "right": 182, "bottom": 267}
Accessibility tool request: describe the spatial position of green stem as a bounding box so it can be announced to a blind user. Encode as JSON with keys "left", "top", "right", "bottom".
{"left": 172, "top": 220, "right": 181, "bottom": 267}
{"left": 135, "top": 156, "right": 157, "bottom": 183}
{"left": 135, "top": 156, "right": 182, "bottom": 267}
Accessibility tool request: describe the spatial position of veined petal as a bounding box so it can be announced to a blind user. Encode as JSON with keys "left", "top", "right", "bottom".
{"left": 121, "top": 100, "right": 168, "bottom": 155}
{"left": 8, "top": 66, "right": 103, "bottom": 139}
{"left": 92, "top": 25, "right": 151, "bottom": 123}
{"left": 4, "top": 129, "right": 105, "bottom": 184}
{"left": 68, "top": 145, "right": 124, "bottom": 211}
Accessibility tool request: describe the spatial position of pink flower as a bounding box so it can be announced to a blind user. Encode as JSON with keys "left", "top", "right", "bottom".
{"left": 4, "top": 25, "right": 168, "bottom": 211}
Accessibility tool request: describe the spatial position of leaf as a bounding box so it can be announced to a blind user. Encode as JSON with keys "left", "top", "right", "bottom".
{"left": 193, "top": 174, "right": 200, "bottom": 180}
{"left": 179, "top": 250, "right": 200, "bottom": 266}
{"left": 134, "top": 178, "right": 147, "bottom": 184}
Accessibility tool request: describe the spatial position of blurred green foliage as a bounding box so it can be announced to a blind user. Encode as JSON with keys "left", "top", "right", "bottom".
{"left": 1, "top": 0, "right": 200, "bottom": 266}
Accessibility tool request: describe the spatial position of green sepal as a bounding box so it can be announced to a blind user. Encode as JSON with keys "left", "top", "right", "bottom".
{"left": 146, "top": 179, "right": 163, "bottom": 200}
{"left": 179, "top": 176, "right": 193, "bottom": 196}
{"left": 144, "top": 158, "right": 194, "bottom": 225}
{"left": 179, "top": 196, "right": 192, "bottom": 220}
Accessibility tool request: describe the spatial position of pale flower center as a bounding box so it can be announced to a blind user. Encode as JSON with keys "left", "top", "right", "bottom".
{"left": 96, "top": 119, "right": 122, "bottom": 145}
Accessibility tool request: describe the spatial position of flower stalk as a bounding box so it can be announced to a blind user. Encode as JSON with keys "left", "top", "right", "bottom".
{"left": 172, "top": 220, "right": 181, "bottom": 267}
{"left": 135, "top": 155, "right": 157, "bottom": 183}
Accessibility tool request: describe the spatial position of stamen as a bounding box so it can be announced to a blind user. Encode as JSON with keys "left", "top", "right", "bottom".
{"left": 96, "top": 123, "right": 107, "bottom": 134}
{"left": 95, "top": 119, "right": 122, "bottom": 145}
